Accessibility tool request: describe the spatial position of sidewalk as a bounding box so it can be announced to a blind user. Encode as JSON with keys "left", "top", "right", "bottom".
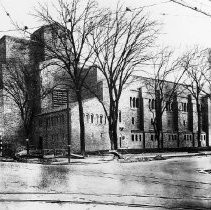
{"left": 38, "top": 150, "right": 211, "bottom": 164}
{"left": 1, "top": 151, "right": 211, "bottom": 165}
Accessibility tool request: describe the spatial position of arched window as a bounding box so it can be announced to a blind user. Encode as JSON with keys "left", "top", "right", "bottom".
{"left": 133, "top": 97, "right": 136, "bottom": 108}
{"left": 91, "top": 114, "right": 94, "bottom": 123}
{"left": 100, "top": 115, "right": 103, "bottom": 124}
{"left": 86, "top": 114, "right": 89, "bottom": 123}
{"left": 96, "top": 114, "right": 99, "bottom": 124}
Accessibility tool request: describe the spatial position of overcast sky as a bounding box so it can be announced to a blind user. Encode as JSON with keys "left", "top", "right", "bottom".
{"left": 1, "top": 0, "right": 211, "bottom": 51}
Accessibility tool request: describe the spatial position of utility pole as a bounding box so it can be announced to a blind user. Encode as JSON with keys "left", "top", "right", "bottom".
{"left": 66, "top": 89, "right": 71, "bottom": 163}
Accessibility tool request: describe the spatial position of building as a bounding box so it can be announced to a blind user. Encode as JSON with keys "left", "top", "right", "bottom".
{"left": 33, "top": 72, "right": 211, "bottom": 153}
{"left": 0, "top": 25, "right": 210, "bottom": 153}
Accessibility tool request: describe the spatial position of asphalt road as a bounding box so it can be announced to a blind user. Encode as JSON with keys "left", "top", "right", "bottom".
{"left": 0, "top": 156, "right": 211, "bottom": 210}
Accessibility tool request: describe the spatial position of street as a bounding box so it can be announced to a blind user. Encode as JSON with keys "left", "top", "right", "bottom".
{"left": 1, "top": 156, "right": 211, "bottom": 210}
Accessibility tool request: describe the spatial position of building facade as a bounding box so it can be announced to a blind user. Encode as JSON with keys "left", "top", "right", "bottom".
{"left": 33, "top": 73, "right": 211, "bottom": 153}
{"left": 0, "top": 25, "right": 210, "bottom": 152}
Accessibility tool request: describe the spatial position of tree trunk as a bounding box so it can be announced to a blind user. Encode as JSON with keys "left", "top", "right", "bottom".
{"left": 108, "top": 100, "right": 118, "bottom": 150}
{"left": 197, "top": 104, "right": 202, "bottom": 147}
{"left": 108, "top": 118, "right": 118, "bottom": 150}
{"left": 76, "top": 92, "right": 86, "bottom": 156}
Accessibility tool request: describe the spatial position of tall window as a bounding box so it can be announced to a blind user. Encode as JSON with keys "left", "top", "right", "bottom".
{"left": 52, "top": 89, "right": 67, "bottom": 107}
{"left": 86, "top": 114, "right": 89, "bottom": 123}
{"left": 132, "top": 117, "right": 135, "bottom": 125}
{"left": 119, "top": 110, "right": 122, "bottom": 122}
{"left": 91, "top": 114, "right": 94, "bottom": 123}
{"left": 100, "top": 115, "right": 103, "bottom": 124}
{"left": 181, "top": 102, "right": 188, "bottom": 112}
{"left": 130, "top": 97, "right": 139, "bottom": 108}
{"left": 96, "top": 114, "right": 99, "bottom": 124}
{"left": 149, "top": 99, "right": 155, "bottom": 109}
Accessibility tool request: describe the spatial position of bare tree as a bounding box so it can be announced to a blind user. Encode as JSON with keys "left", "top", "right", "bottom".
{"left": 3, "top": 41, "right": 51, "bottom": 143}
{"left": 180, "top": 47, "right": 211, "bottom": 147}
{"left": 29, "top": 0, "right": 103, "bottom": 155}
{"left": 87, "top": 5, "right": 158, "bottom": 150}
{"left": 143, "top": 49, "right": 185, "bottom": 149}
{"left": 2, "top": 42, "right": 40, "bottom": 144}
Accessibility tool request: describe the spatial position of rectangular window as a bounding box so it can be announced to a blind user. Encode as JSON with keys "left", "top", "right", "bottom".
{"left": 184, "top": 135, "right": 186, "bottom": 140}
{"left": 139, "top": 135, "right": 142, "bottom": 141}
{"left": 132, "top": 117, "right": 135, "bottom": 125}
{"left": 131, "top": 134, "right": 134, "bottom": 141}
{"left": 151, "top": 134, "right": 154, "bottom": 141}
{"left": 52, "top": 89, "right": 68, "bottom": 107}
{"left": 168, "top": 135, "right": 171, "bottom": 141}
{"left": 135, "top": 135, "right": 138, "bottom": 141}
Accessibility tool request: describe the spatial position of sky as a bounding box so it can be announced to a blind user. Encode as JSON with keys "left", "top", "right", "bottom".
{"left": 1, "top": 0, "right": 211, "bottom": 52}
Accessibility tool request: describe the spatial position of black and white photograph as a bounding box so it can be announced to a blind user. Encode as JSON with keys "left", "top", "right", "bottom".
{"left": 0, "top": 0, "right": 211, "bottom": 209}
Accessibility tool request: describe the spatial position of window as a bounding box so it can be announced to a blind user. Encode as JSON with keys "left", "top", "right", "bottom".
{"left": 169, "top": 135, "right": 171, "bottom": 141}
{"left": 119, "top": 110, "right": 122, "bottom": 122}
{"left": 86, "top": 114, "right": 89, "bottom": 123}
{"left": 52, "top": 89, "right": 67, "bottom": 107}
{"left": 135, "top": 135, "right": 138, "bottom": 141}
{"left": 131, "top": 134, "right": 134, "bottom": 141}
{"left": 130, "top": 97, "right": 132, "bottom": 107}
{"left": 151, "top": 118, "right": 154, "bottom": 125}
{"left": 151, "top": 134, "right": 154, "bottom": 141}
{"left": 132, "top": 117, "right": 135, "bottom": 125}
{"left": 100, "top": 133, "right": 103, "bottom": 138}
{"left": 104, "top": 116, "right": 107, "bottom": 124}
{"left": 91, "top": 114, "right": 94, "bottom": 123}
{"left": 149, "top": 99, "right": 156, "bottom": 110}
{"left": 166, "top": 102, "right": 173, "bottom": 111}
{"left": 100, "top": 115, "right": 103, "bottom": 124}
{"left": 139, "top": 135, "right": 142, "bottom": 141}
{"left": 181, "top": 102, "right": 188, "bottom": 112}
{"left": 96, "top": 114, "right": 99, "bottom": 124}
{"left": 130, "top": 97, "right": 139, "bottom": 108}
{"left": 133, "top": 97, "right": 136, "bottom": 108}
{"left": 183, "top": 120, "right": 186, "bottom": 126}
{"left": 184, "top": 135, "right": 186, "bottom": 140}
